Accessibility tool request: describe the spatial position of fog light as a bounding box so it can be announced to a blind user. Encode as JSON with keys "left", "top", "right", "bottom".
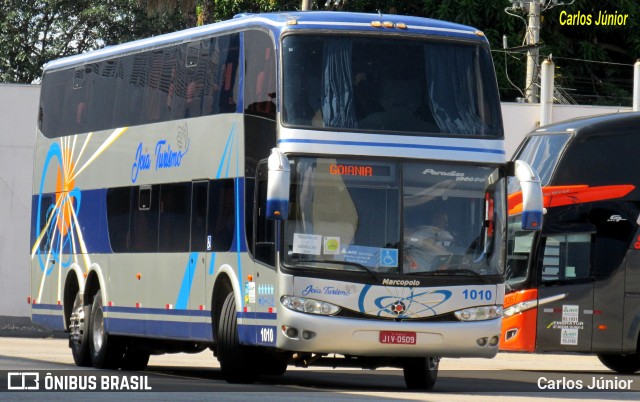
{"left": 489, "top": 335, "right": 500, "bottom": 346}
{"left": 282, "top": 325, "right": 299, "bottom": 339}
{"left": 302, "top": 330, "right": 316, "bottom": 340}
{"left": 476, "top": 337, "right": 488, "bottom": 347}
{"left": 505, "top": 328, "right": 518, "bottom": 341}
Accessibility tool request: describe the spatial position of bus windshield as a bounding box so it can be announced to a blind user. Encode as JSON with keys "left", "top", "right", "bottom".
{"left": 283, "top": 157, "right": 505, "bottom": 277}
{"left": 509, "top": 133, "right": 572, "bottom": 190}
{"left": 282, "top": 34, "right": 502, "bottom": 137}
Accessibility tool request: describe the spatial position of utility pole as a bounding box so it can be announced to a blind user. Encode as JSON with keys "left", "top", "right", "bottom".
{"left": 301, "top": 0, "right": 311, "bottom": 11}
{"left": 525, "top": 0, "right": 541, "bottom": 103}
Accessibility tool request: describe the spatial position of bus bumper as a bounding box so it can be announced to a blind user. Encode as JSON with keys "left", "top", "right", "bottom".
{"left": 276, "top": 308, "right": 501, "bottom": 358}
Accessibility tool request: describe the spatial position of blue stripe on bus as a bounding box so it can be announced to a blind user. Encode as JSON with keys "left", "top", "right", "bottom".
{"left": 103, "top": 306, "right": 210, "bottom": 317}
{"left": 278, "top": 138, "right": 506, "bottom": 155}
{"left": 216, "top": 124, "right": 236, "bottom": 179}
{"left": 236, "top": 311, "right": 277, "bottom": 320}
{"left": 32, "top": 303, "right": 63, "bottom": 311}
{"left": 105, "top": 318, "right": 213, "bottom": 342}
{"left": 175, "top": 252, "right": 199, "bottom": 309}
{"left": 32, "top": 314, "right": 65, "bottom": 331}
{"left": 238, "top": 324, "right": 277, "bottom": 346}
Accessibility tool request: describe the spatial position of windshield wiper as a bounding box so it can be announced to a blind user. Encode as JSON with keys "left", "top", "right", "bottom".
{"left": 297, "top": 259, "right": 382, "bottom": 282}
{"left": 405, "top": 267, "right": 492, "bottom": 283}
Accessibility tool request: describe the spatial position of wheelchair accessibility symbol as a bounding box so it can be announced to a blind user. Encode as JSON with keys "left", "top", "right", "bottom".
{"left": 380, "top": 248, "right": 398, "bottom": 267}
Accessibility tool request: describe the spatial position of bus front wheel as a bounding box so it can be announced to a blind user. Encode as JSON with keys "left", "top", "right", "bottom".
{"left": 403, "top": 357, "right": 439, "bottom": 390}
{"left": 217, "top": 292, "right": 257, "bottom": 383}
{"left": 597, "top": 353, "right": 640, "bottom": 374}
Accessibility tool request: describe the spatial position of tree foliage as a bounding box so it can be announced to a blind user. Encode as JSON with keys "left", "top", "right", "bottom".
{"left": 2, "top": 0, "right": 639, "bottom": 105}
{"left": 0, "top": 0, "right": 185, "bottom": 83}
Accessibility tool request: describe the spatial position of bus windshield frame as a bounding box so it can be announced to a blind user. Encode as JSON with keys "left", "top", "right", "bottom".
{"left": 281, "top": 33, "right": 503, "bottom": 138}
{"left": 281, "top": 156, "right": 506, "bottom": 279}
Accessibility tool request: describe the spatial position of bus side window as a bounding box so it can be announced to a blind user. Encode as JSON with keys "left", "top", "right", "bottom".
{"left": 159, "top": 183, "right": 191, "bottom": 252}
{"left": 207, "top": 179, "right": 235, "bottom": 252}
{"left": 244, "top": 31, "right": 276, "bottom": 120}
{"left": 130, "top": 185, "right": 159, "bottom": 252}
{"left": 106, "top": 187, "right": 132, "bottom": 252}
{"left": 253, "top": 163, "right": 276, "bottom": 267}
{"left": 541, "top": 234, "right": 592, "bottom": 282}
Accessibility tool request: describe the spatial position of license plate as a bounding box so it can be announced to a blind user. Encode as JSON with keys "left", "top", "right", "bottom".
{"left": 379, "top": 331, "right": 416, "bottom": 345}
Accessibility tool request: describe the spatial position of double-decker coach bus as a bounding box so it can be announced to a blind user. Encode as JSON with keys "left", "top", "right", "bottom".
{"left": 31, "top": 11, "right": 542, "bottom": 389}
{"left": 503, "top": 112, "right": 640, "bottom": 373}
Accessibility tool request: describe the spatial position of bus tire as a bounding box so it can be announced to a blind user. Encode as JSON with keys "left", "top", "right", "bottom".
{"left": 120, "top": 348, "right": 150, "bottom": 371}
{"left": 403, "top": 357, "right": 439, "bottom": 390}
{"left": 89, "top": 290, "right": 125, "bottom": 369}
{"left": 597, "top": 353, "right": 640, "bottom": 374}
{"left": 69, "top": 292, "right": 92, "bottom": 367}
{"left": 217, "top": 292, "right": 257, "bottom": 383}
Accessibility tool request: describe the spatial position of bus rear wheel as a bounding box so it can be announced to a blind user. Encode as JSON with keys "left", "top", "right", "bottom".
{"left": 217, "top": 292, "right": 258, "bottom": 383}
{"left": 89, "top": 290, "right": 125, "bottom": 369}
{"left": 69, "top": 292, "right": 92, "bottom": 367}
{"left": 597, "top": 353, "right": 640, "bottom": 374}
{"left": 403, "top": 357, "right": 439, "bottom": 390}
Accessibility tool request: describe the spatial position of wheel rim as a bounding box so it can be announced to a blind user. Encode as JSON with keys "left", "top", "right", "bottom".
{"left": 92, "top": 306, "right": 104, "bottom": 352}
{"left": 70, "top": 296, "right": 84, "bottom": 346}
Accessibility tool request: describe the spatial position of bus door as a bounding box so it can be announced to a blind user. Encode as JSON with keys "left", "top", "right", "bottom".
{"left": 189, "top": 180, "right": 210, "bottom": 338}
{"left": 534, "top": 232, "right": 594, "bottom": 352}
{"left": 251, "top": 162, "right": 278, "bottom": 347}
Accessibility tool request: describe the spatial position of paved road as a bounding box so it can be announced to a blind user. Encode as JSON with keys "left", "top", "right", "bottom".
{"left": 0, "top": 337, "right": 638, "bottom": 401}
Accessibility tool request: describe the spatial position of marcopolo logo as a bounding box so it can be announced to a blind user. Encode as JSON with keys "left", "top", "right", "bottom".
{"left": 381, "top": 278, "right": 421, "bottom": 287}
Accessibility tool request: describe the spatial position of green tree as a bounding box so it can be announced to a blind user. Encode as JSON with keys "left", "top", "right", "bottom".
{"left": 0, "top": 0, "right": 186, "bottom": 83}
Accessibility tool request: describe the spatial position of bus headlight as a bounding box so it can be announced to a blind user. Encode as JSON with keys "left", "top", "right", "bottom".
{"left": 503, "top": 300, "right": 538, "bottom": 317}
{"left": 454, "top": 306, "right": 503, "bottom": 321}
{"left": 281, "top": 296, "right": 340, "bottom": 316}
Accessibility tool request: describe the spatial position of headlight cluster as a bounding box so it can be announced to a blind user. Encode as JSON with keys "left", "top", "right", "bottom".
{"left": 455, "top": 305, "right": 503, "bottom": 321}
{"left": 281, "top": 296, "right": 340, "bottom": 316}
{"left": 502, "top": 300, "right": 538, "bottom": 317}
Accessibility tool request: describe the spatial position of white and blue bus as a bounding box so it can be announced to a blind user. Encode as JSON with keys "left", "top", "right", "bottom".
{"left": 30, "top": 11, "right": 542, "bottom": 389}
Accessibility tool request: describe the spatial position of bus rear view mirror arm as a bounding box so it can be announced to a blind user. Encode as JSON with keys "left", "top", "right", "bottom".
{"left": 512, "top": 160, "right": 543, "bottom": 231}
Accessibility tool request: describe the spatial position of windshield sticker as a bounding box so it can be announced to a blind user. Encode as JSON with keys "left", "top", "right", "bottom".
{"left": 323, "top": 237, "right": 341, "bottom": 255}
{"left": 335, "top": 245, "right": 398, "bottom": 268}
{"left": 293, "top": 233, "right": 323, "bottom": 255}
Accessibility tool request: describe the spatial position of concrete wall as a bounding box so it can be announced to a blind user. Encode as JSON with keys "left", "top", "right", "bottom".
{"left": 503, "top": 102, "right": 633, "bottom": 157}
{"left": 0, "top": 84, "right": 39, "bottom": 318}
{"left": 0, "top": 83, "right": 632, "bottom": 321}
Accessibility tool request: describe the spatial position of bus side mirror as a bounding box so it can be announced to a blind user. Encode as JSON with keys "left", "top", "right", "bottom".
{"left": 513, "top": 160, "right": 543, "bottom": 231}
{"left": 266, "top": 148, "right": 290, "bottom": 220}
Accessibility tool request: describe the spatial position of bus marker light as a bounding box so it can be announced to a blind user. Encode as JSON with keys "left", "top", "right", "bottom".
{"left": 598, "top": 325, "right": 607, "bottom": 330}
{"left": 136, "top": 273, "right": 141, "bottom": 280}
{"left": 108, "top": 301, "right": 113, "bottom": 307}
{"left": 268, "top": 307, "right": 273, "bottom": 313}
{"left": 27, "top": 296, "right": 31, "bottom": 304}
{"left": 396, "top": 22, "right": 407, "bottom": 29}
{"left": 371, "top": 21, "right": 382, "bottom": 28}
{"left": 247, "top": 275, "right": 253, "bottom": 281}
{"left": 135, "top": 302, "right": 141, "bottom": 308}
{"left": 199, "top": 305, "right": 205, "bottom": 310}
{"left": 57, "top": 300, "right": 61, "bottom": 305}
{"left": 382, "top": 21, "right": 394, "bottom": 28}
{"left": 165, "top": 304, "right": 173, "bottom": 309}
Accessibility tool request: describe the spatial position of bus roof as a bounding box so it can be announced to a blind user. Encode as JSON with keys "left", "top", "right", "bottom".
{"left": 43, "top": 11, "right": 487, "bottom": 73}
{"left": 530, "top": 112, "right": 640, "bottom": 138}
